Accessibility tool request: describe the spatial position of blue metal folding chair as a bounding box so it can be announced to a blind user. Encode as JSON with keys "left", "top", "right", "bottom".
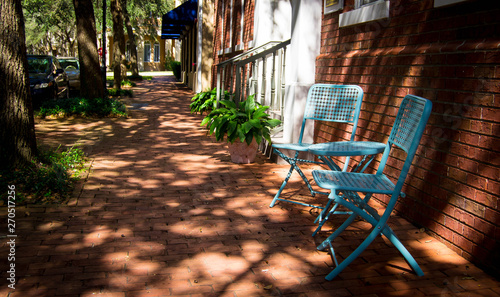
{"left": 270, "top": 84, "right": 364, "bottom": 208}
{"left": 312, "top": 94, "right": 432, "bottom": 280}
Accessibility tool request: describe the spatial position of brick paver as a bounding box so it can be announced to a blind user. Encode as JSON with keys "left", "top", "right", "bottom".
{"left": 1, "top": 76, "right": 499, "bottom": 296}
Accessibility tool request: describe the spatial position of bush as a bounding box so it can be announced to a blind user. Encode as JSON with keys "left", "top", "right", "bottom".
{"left": 190, "top": 88, "right": 231, "bottom": 114}
{"left": 170, "top": 61, "right": 181, "bottom": 80}
{"left": 107, "top": 88, "right": 133, "bottom": 98}
{"left": 121, "top": 80, "right": 136, "bottom": 87}
{"left": 201, "top": 95, "right": 282, "bottom": 145}
{"left": 165, "top": 55, "right": 174, "bottom": 71}
{"left": 38, "top": 97, "right": 128, "bottom": 118}
{"left": 0, "top": 145, "right": 87, "bottom": 204}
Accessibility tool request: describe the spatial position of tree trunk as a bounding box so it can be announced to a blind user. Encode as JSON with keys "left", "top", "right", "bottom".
{"left": 111, "top": 0, "right": 125, "bottom": 90}
{"left": 72, "top": 0, "right": 104, "bottom": 99}
{"left": 0, "top": 0, "right": 38, "bottom": 170}
{"left": 123, "top": 0, "right": 139, "bottom": 77}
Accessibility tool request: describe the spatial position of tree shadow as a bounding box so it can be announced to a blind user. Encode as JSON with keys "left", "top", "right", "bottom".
{"left": 2, "top": 75, "right": 497, "bottom": 297}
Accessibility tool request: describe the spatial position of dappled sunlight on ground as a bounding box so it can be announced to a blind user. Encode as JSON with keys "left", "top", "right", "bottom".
{"left": 1, "top": 76, "right": 498, "bottom": 296}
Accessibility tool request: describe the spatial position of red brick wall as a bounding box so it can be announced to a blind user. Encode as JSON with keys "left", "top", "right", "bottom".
{"left": 212, "top": 0, "right": 255, "bottom": 89}
{"left": 317, "top": 0, "right": 500, "bottom": 276}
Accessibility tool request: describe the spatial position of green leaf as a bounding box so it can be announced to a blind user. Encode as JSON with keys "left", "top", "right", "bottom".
{"left": 267, "top": 119, "right": 281, "bottom": 128}
{"left": 245, "top": 133, "right": 254, "bottom": 145}
{"left": 237, "top": 126, "right": 246, "bottom": 142}
{"left": 227, "top": 120, "right": 237, "bottom": 136}
{"left": 220, "top": 100, "right": 237, "bottom": 109}
{"left": 244, "top": 95, "right": 256, "bottom": 113}
{"left": 242, "top": 121, "right": 255, "bottom": 134}
{"left": 248, "top": 118, "right": 262, "bottom": 129}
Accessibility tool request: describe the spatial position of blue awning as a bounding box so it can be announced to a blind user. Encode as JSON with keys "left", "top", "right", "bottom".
{"left": 161, "top": 0, "right": 197, "bottom": 39}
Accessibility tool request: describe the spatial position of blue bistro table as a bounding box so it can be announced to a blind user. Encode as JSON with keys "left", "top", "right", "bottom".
{"left": 307, "top": 140, "right": 386, "bottom": 233}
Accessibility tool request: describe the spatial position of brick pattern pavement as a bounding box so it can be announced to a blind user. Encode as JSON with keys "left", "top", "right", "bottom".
{"left": 1, "top": 77, "right": 499, "bottom": 296}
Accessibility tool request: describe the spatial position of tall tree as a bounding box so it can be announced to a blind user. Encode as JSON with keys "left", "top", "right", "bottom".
{"left": 111, "top": 0, "right": 125, "bottom": 90}
{"left": 23, "top": 0, "right": 77, "bottom": 56}
{"left": 72, "top": 0, "right": 104, "bottom": 99}
{"left": 0, "top": 0, "right": 38, "bottom": 169}
{"left": 123, "top": 0, "right": 139, "bottom": 77}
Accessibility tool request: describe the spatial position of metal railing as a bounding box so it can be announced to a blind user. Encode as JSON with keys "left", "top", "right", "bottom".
{"left": 215, "top": 40, "right": 291, "bottom": 127}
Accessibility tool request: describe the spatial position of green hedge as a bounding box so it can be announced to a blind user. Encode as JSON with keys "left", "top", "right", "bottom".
{"left": 170, "top": 61, "right": 181, "bottom": 80}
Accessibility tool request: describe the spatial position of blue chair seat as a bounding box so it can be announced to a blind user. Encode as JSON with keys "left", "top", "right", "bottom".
{"left": 313, "top": 170, "right": 395, "bottom": 194}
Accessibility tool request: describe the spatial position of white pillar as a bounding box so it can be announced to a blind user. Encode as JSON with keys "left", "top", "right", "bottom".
{"left": 282, "top": 0, "right": 322, "bottom": 146}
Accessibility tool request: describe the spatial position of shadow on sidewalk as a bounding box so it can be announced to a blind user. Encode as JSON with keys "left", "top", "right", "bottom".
{"left": 2, "top": 75, "right": 498, "bottom": 297}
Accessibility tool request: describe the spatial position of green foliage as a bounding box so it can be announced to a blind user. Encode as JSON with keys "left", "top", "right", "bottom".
{"left": 171, "top": 61, "right": 181, "bottom": 80}
{"left": 190, "top": 88, "right": 231, "bottom": 114}
{"left": 0, "top": 145, "right": 87, "bottom": 205}
{"left": 164, "top": 54, "right": 174, "bottom": 71}
{"left": 121, "top": 80, "right": 136, "bottom": 87}
{"left": 38, "top": 97, "right": 128, "bottom": 118}
{"left": 23, "top": 0, "right": 76, "bottom": 55}
{"left": 107, "top": 88, "right": 133, "bottom": 98}
{"left": 201, "top": 95, "right": 282, "bottom": 145}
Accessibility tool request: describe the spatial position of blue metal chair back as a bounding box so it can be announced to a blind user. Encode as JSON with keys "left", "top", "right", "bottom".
{"left": 299, "top": 84, "right": 364, "bottom": 144}
{"left": 377, "top": 94, "right": 432, "bottom": 218}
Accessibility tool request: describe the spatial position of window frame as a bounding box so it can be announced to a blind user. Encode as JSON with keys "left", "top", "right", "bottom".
{"left": 153, "top": 43, "right": 160, "bottom": 62}
{"left": 434, "top": 0, "right": 467, "bottom": 7}
{"left": 339, "top": 0, "right": 389, "bottom": 28}
{"left": 144, "top": 41, "right": 151, "bottom": 63}
{"left": 324, "top": 0, "right": 344, "bottom": 14}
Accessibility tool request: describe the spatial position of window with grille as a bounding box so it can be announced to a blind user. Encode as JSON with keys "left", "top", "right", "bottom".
{"left": 144, "top": 41, "right": 151, "bottom": 62}
{"left": 340, "top": 0, "right": 389, "bottom": 27}
{"left": 154, "top": 43, "right": 160, "bottom": 62}
{"left": 357, "top": 0, "right": 379, "bottom": 7}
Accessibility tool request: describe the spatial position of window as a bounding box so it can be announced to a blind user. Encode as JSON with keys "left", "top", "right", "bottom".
{"left": 324, "top": 0, "right": 344, "bottom": 14}
{"left": 434, "top": 0, "right": 467, "bottom": 7}
{"left": 357, "top": 0, "right": 378, "bottom": 7}
{"left": 339, "top": 0, "right": 389, "bottom": 27}
{"left": 154, "top": 43, "right": 160, "bottom": 62}
{"left": 144, "top": 41, "right": 151, "bottom": 62}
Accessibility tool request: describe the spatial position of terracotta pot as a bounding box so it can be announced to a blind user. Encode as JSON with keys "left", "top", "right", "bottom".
{"left": 227, "top": 139, "right": 258, "bottom": 164}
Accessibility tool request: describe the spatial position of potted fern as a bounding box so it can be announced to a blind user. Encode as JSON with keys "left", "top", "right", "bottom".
{"left": 201, "top": 95, "right": 281, "bottom": 163}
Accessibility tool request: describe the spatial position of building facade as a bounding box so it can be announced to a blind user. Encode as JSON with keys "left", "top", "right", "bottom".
{"left": 315, "top": 0, "right": 499, "bottom": 276}
{"left": 169, "top": 0, "right": 499, "bottom": 276}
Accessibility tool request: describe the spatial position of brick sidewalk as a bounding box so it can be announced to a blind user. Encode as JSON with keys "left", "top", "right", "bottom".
{"left": 1, "top": 77, "right": 499, "bottom": 296}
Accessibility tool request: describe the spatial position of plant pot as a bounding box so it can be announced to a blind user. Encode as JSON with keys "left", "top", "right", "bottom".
{"left": 227, "top": 139, "right": 258, "bottom": 164}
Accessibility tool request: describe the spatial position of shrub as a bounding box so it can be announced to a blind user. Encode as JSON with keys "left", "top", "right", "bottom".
{"left": 38, "top": 97, "right": 127, "bottom": 118}
{"left": 165, "top": 55, "right": 174, "bottom": 71}
{"left": 121, "top": 80, "right": 136, "bottom": 87}
{"left": 190, "top": 88, "right": 232, "bottom": 114}
{"left": 201, "top": 95, "right": 281, "bottom": 145}
{"left": 170, "top": 61, "right": 181, "bottom": 80}
{"left": 108, "top": 88, "right": 133, "bottom": 98}
{"left": 0, "top": 145, "right": 87, "bottom": 204}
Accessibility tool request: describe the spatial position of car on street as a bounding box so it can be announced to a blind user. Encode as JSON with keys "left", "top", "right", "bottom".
{"left": 27, "top": 55, "right": 69, "bottom": 102}
{"left": 58, "top": 57, "right": 80, "bottom": 92}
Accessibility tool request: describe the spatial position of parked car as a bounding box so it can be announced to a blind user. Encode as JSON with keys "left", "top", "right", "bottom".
{"left": 27, "top": 55, "right": 69, "bottom": 101}
{"left": 58, "top": 57, "right": 80, "bottom": 92}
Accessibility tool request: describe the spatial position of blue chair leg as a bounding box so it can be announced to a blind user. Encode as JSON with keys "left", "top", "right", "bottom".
{"left": 317, "top": 212, "right": 358, "bottom": 250}
{"left": 312, "top": 200, "right": 337, "bottom": 236}
{"left": 270, "top": 151, "right": 316, "bottom": 208}
{"left": 324, "top": 225, "right": 381, "bottom": 281}
{"left": 381, "top": 226, "right": 424, "bottom": 276}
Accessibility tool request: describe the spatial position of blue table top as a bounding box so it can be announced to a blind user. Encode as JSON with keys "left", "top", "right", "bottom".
{"left": 308, "top": 141, "right": 386, "bottom": 156}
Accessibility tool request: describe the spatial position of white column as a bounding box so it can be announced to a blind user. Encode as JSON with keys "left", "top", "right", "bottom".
{"left": 282, "top": 0, "right": 322, "bottom": 146}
